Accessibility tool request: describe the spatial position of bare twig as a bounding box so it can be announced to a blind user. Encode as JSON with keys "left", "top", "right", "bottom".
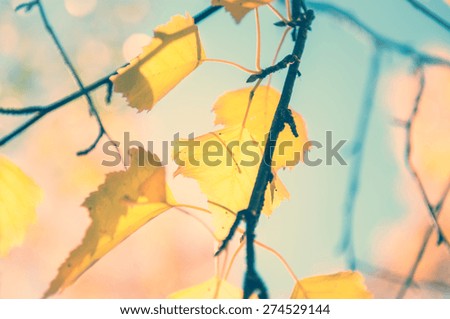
{"left": 30, "top": 0, "right": 115, "bottom": 156}
{"left": 405, "top": 0, "right": 450, "bottom": 32}
{"left": 396, "top": 67, "right": 450, "bottom": 298}
{"left": 0, "top": 75, "right": 112, "bottom": 146}
{"left": 340, "top": 48, "right": 383, "bottom": 270}
{"left": 308, "top": 2, "right": 450, "bottom": 67}
{"left": 358, "top": 259, "right": 450, "bottom": 295}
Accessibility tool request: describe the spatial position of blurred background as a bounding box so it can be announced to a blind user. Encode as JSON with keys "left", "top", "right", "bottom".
{"left": 0, "top": 0, "right": 449, "bottom": 298}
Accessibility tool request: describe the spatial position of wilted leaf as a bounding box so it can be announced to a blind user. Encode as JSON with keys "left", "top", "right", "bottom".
{"left": 212, "top": 0, "right": 274, "bottom": 23}
{"left": 174, "top": 126, "right": 289, "bottom": 239}
{"left": 111, "top": 14, "right": 205, "bottom": 112}
{"left": 0, "top": 156, "right": 41, "bottom": 257}
{"left": 44, "top": 148, "right": 174, "bottom": 298}
{"left": 213, "top": 86, "right": 308, "bottom": 170}
{"left": 169, "top": 276, "right": 242, "bottom": 298}
{"left": 291, "top": 271, "right": 373, "bottom": 299}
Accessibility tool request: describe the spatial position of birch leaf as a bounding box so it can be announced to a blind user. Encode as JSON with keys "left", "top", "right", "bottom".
{"left": 213, "top": 86, "right": 308, "bottom": 170}
{"left": 111, "top": 14, "right": 205, "bottom": 112}
{"left": 0, "top": 156, "right": 41, "bottom": 257}
{"left": 291, "top": 271, "right": 373, "bottom": 299}
{"left": 44, "top": 148, "right": 174, "bottom": 298}
{"left": 174, "top": 126, "right": 289, "bottom": 240}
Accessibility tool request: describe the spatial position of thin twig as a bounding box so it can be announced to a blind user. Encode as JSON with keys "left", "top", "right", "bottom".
{"left": 396, "top": 67, "right": 450, "bottom": 298}
{"left": 203, "top": 58, "right": 259, "bottom": 74}
{"left": 32, "top": 0, "right": 115, "bottom": 156}
{"left": 341, "top": 48, "right": 383, "bottom": 270}
{"left": 308, "top": 2, "right": 450, "bottom": 67}
{"left": 358, "top": 259, "right": 450, "bottom": 295}
{"left": 0, "top": 75, "right": 112, "bottom": 146}
{"left": 402, "top": 67, "right": 449, "bottom": 246}
{"left": 405, "top": 0, "right": 450, "bottom": 32}
{"left": 397, "top": 225, "right": 433, "bottom": 298}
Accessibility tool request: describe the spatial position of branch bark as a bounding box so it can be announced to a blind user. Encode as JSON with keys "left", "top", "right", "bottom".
{"left": 216, "top": 1, "right": 315, "bottom": 299}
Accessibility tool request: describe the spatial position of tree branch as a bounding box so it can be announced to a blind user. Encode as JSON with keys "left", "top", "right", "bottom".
{"left": 308, "top": 2, "right": 450, "bottom": 67}
{"left": 396, "top": 67, "right": 450, "bottom": 298}
{"left": 405, "top": 0, "right": 450, "bottom": 33}
{"left": 341, "top": 48, "right": 383, "bottom": 270}
{"left": 30, "top": 0, "right": 115, "bottom": 156}
{"left": 216, "top": 2, "right": 315, "bottom": 299}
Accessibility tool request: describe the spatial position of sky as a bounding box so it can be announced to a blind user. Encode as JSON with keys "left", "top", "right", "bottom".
{"left": 0, "top": 0, "right": 449, "bottom": 298}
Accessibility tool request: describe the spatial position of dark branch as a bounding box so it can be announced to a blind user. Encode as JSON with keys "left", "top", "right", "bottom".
{"left": 194, "top": 5, "right": 222, "bottom": 24}
{"left": 396, "top": 67, "right": 450, "bottom": 298}
{"left": 405, "top": 0, "right": 450, "bottom": 32}
{"left": 216, "top": 3, "right": 315, "bottom": 299}
{"left": 308, "top": 2, "right": 450, "bottom": 67}
{"left": 0, "top": 106, "right": 46, "bottom": 115}
{"left": 341, "top": 48, "right": 383, "bottom": 270}
{"left": 0, "top": 76, "right": 112, "bottom": 146}
{"left": 246, "top": 54, "right": 301, "bottom": 83}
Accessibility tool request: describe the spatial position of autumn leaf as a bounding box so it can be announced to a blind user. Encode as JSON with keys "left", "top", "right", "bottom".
{"left": 174, "top": 126, "right": 289, "bottom": 240}
{"left": 111, "top": 14, "right": 205, "bottom": 112}
{"left": 0, "top": 156, "right": 41, "bottom": 257}
{"left": 169, "top": 276, "right": 243, "bottom": 298}
{"left": 213, "top": 86, "right": 308, "bottom": 170}
{"left": 212, "top": 0, "right": 274, "bottom": 23}
{"left": 44, "top": 148, "right": 174, "bottom": 298}
{"left": 291, "top": 271, "right": 373, "bottom": 299}
{"left": 174, "top": 85, "right": 307, "bottom": 238}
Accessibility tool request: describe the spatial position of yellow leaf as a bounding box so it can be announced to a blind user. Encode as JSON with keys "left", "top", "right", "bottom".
{"left": 174, "top": 126, "right": 289, "bottom": 240}
{"left": 111, "top": 14, "right": 205, "bottom": 112}
{"left": 212, "top": 0, "right": 274, "bottom": 23}
{"left": 44, "top": 148, "right": 174, "bottom": 298}
{"left": 290, "top": 271, "right": 373, "bottom": 299}
{"left": 169, "top": 276, "right": 242, "bottom": 298}
{"left": 0, "top": 156, "right": 41, "bottom": 257}
{"left": 213, "top": 86, "right": 308, "bottom": 170}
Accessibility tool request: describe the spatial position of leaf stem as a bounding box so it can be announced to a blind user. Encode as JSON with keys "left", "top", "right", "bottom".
{"left": 405, "top": 0, "right": 450, "bottom": 33}
{"left": 255, "top": 8, "right": 262, "bottom": 71}
{"left": 267, "top": 4, "right": 288, "bottom": 23}
{"left": 203, "top": 58, "right": 259, "bottom": 74}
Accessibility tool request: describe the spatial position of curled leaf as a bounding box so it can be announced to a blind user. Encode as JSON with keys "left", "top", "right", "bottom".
{"left": 44, "top": 148, "right": 174, "bottom": 297}
{"left": 0, "top": 156, "right": 41, "bottom": 257}
{"left": 111, "top": 14, "right": 205, "bottom": 111}
{"left": 291, "top": 271, "right": 373, "bottom": 299}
